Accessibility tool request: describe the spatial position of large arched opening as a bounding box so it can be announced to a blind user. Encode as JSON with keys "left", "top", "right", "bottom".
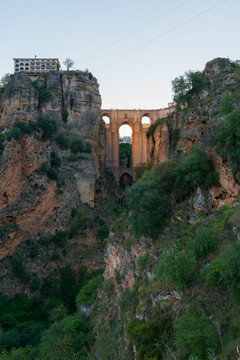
{"left": 119, "top": 123, "right": 132, "bottom": 169}
{"left": 102, "top": 115, "right": 110, "bottom": 125}
{"left": 119, "top": 173, "right": 133, "bottom": 189}
{"left": 141, "top": 114, "right": 151, "bottom": 124}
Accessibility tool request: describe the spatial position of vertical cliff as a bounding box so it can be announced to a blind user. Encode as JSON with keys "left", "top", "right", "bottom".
{"left": 0, "top": 70, "right": 105, "bottom": 257}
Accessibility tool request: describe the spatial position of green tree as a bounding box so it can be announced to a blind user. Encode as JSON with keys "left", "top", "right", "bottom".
{"left": 39, "top": 312, "right": 93, "bottom": 360}
{"left": 70, "top": 139, "right": 85, "bottom": 153}
{"left": 172, "top": 70, "right": 207, "bottom": 107}
{"left": 126, "top": 180, "right": 169, "bottom": 239}
{"left": 37, "top": 117, "right": 57, "bottom": 139}
{"left": 175, "top": 315, "right": 220, "bottom": 359}
{"left": 0, "top": 345, "right": 36, "bottom": 360}
{"left": 54, "top": 133, "right": 69, "bottom": 150}
{"left": 154, "top": 251, "right": 197, "bottom": 289}
{"left": 0, "top": 73, "right": 11, "bottom": 88}
{"left": 219, "top": 92, "right": 234, "bottom": 115}
{"left": 61, "top": 110, "right": 69, "bottom": 123}
{"left": 76, "top": 274, "right": 104, "bottom": 307}
{"left": 192, "top": 228, "right": 219, "bottom": 259}
{"left": 203, "top": 244, "right": 240, "bottom": 294}
{"left": 127, "top": 311, "right": 173, "bottom": 360}
{"left": 143, "top": 160, "right": 178, "bottom": 194}
{"left": 173, "top": 146, "right": 219, "bottom": 197}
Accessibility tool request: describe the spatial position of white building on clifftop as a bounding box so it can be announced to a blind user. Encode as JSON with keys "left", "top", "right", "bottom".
{"left": 13, "top": 58, "right": 60, "bottom": 73}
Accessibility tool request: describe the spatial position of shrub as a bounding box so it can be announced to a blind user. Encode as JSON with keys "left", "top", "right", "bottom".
{"left": 54, "top": 133, "right": 69, "bottom": 150}
{"left": 136, "top": 254, "right": 148, "bottom": 269}
{"left": 173, "top": 146, "right": 219, "bottom": 197}
{"left": 126, "top": 180, "right": 169, "bottom": 239}
{"left": 37, "top": 117, "right": 57, "bottom": 139}
{"left": 50, "top": 152, "right": 61, "bottom": 168}
{"left": 6, "top": 127, "right": 21, "bottom": 141}
{"left": 0, "top": 73, "right": 11, "bottom": 88}
{"left": 30, "top": 276, "right": 41, "bottom": 292}
{"left": 39, "top": 312, "right": 93, "bottom": 360}
{"left": 70, "top": 139, "right": 85, "bottom": 153}
{"left": 11, "top": 259, "right": 30, "bottom": 284}
{"left": 0, "top": 345, "right": 37, "bottom": 360}
{"left": 175, "top": 315, "right": 220, "bottom": 359}
{"left": 38, "top": 87, "right": 51, "bottom": 102}
{"left": 62, "top": 110, "right": 69, "bottom": 123}
{"left": 154, "top": 251, "right": 197, "bottom": 289}
{"left": 39, "top": 162, "right": 48, "bottom": 174}
{"left": 50, "top": 231, "right": 67, "bottom": 247}
{"left": 146, "top": 118, "right": 167, "bottom": 139}
{"left": 0, "top": 134, "right": 5, "bottom": 155}
{"left": 203, "top": 244, "right": 240, "bottom": 293}
{"left": 119, "top": 288, "right": 137, "bottom": 313}
{"left": 46, "top": 168, "right": 58, "bottom": 180}
{"left": 76, "top": 274, "right": 104, "bottom": 307}
{"left": 128, "top": 311, "right": 173, "bottom": 360}
{"left": 169, "top": 127, "right": 180, "bottom": 151}
{"left": 97, "top": 224, "right": 109, "bottom": 241}
{"left": 192, "top": 228, "right": 219, "bottom": 259}
{"left": 216, "top": 109, "right": 240, "bottom": 176}
{"left": 219, "top": 92, "right": 234, "bottom": 115}
{"left": 84, "top": 141, "right": 92, "bottom": 153}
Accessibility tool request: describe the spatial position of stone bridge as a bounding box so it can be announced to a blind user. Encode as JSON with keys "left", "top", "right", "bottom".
{"left": 101, "top": 104, "right": 175, "bottom": 183}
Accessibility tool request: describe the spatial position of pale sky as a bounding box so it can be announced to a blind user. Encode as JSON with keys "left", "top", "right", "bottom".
{"left": 0, "top": 0, "right": 238, "bottom": 110}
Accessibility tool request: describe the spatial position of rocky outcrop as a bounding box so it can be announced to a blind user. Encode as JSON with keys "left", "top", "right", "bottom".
{"left": 147, "top": 122, "right": 169, "bottom": 163}
{"left": 149, "top": 58, "right": 240, "bottom": 208}
{"left": 182, "top": 59, "right": 240, "bottom": 207}
{"left": 0, "top": 71, "right": 105, "bottom": 256}
{"left": 105, "top": 239, "right": 147, "bottom": 295}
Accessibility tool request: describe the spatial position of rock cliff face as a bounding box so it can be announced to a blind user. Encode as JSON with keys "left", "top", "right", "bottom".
{"left": 149, "top": 58, "right": 240, "bottom": 208}
{"left": 147, "top": 122, "right": 169, "bottom": 164}
{"left": 0, "top": 71, "right": 105, "bottom": 257}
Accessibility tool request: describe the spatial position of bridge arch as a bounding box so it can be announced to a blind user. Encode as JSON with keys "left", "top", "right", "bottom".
{"left": 141, "top": 114, "right": 151, "bottom": 124}
{"left": 101, "top": 107, "right": 174, "bottom": 183}
{"left": 119, "top": 171, "right": 133, "bottom": 189}
{"left": 101, "top": 113, "right": 111, "bottom": 125}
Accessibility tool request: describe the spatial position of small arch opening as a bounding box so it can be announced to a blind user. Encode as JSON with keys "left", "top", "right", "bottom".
{"left": 141, "top": 115, "right": 151, "bottom": 124}
{"left": 102, "top": 115, "right": 110, "bottom": 124}
{"left": 119, "top": 173, "right": 133, "bottom": 189}
{"left": 119, "top": 124, "right": 132, "bottom": 169}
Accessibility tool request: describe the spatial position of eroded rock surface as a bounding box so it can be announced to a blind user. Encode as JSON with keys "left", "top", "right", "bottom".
{"left": 0, "top": 71, "right": 105, "bottom": 256}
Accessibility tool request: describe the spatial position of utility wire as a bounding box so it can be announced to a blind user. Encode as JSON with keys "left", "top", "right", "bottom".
{"left": 82, "top": 0, "right": 192, "bottom": 61}
{"left": 93, "top": 0, "right": 228, "bottom": 72}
